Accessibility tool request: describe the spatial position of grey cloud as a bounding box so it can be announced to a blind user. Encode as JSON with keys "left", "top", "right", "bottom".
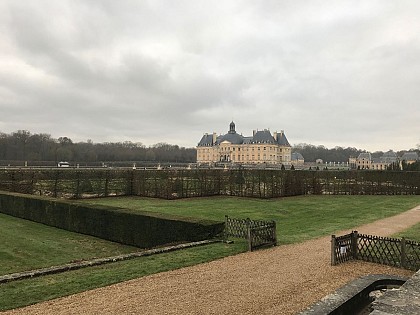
{"left": 0, "top": 0, "right": 419, "bottom": 150}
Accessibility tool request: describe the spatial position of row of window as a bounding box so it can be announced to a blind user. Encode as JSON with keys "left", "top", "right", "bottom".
{"left": 198, "top": 154, "right": 289, "bottom": 162}
{"left": 199, "top": 146, "right": 289, "bottom": 153}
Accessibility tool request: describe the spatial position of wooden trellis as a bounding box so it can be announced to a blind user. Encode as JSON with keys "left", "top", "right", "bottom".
{"left": 224, "top": 216, "right": 277, "bottom": 251}
{"left": 332, "top": 231, "right": 420, "bottom": 271}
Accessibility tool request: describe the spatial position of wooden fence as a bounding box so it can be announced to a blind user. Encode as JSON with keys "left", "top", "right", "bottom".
{"left": 331, "top": 231, "right": 420, "bottom": 271}
{"left": 0, "top": 169, "right": 419, "bottom": 199}
{"left": 224, "top": 215, "right": 277, "bottom": 251}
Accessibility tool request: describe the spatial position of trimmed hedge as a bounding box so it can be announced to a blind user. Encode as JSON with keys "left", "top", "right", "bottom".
{"left": 0, "top": 191, "right": 224, "bottom": 248}
{"left": 1, "top": 169, "right": 419, "bottom": 199}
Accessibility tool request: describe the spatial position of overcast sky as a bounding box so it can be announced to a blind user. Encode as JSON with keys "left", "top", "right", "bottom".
{"left": 1, "top": 1, "right": 419, "bottom": 152}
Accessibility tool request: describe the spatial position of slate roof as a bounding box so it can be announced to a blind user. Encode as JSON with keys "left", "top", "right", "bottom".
{"left": 215, "top": 132, "right": 244, "bottom": 145}
{"left": 357, "top": 152, "right": 372, "bottom": 160}
{"left": 401, "top": 152, "right": 419, "bottom": 161}
{"left": 197, "top": 134, "right": 214, "bottom": 146}
{"left": 276, "top": 132, "right": 290, "bottom": 146}
{"left": 380, "top": 150, "right": 397, "bottom": 163}
{"left": 198, "top": 122, "right": 291, "bottom": 147}
{"left": 291, "top": 152, "right": 304, "bottom": 161}
{"left": 252, "top": 130, "right": 275, "bottom": 144}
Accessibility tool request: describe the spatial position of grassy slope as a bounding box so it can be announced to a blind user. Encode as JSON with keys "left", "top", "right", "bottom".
{"left": 83, "top": 195, "right": 420, "bottom": 244}
{"left": 0, "top": 213, "right": 138, "bottom": 275}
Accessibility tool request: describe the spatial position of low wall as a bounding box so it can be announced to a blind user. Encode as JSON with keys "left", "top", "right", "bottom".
{"left": 0, "top": 191, "right": 224, "bottom": 248}
{"left": 372, "top": 269, "right": 420, "bottom": 314}
{"left": 299, "top": 274, "right": 408, "bottom": 315}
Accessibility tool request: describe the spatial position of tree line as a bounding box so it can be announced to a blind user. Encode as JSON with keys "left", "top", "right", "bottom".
{"left": 1, "top": 130, "right": 418, "bottom": 168}
{"left": 0, "top": 130, "right": 196, "bottom": 164}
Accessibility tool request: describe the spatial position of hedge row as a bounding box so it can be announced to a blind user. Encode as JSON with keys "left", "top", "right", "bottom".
{"left": 0, "top": 169, "right": 419, "bottom": 199}
{"left": 133, "top": 169, "right": 420, "bottom": 198}
{"left": 0, "top": 191, "right": 224, "bottom": 248}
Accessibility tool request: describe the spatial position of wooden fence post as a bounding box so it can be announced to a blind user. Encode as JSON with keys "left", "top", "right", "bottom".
{"left": 273, "top": 221, "right": 277, "bottom": 246}
{"left": 247, "top": 218, "right": 252, "bottom": 252}
{"left": 331, "top": 235, "right": 336, "bottom": 266}
{"left": 224, "top": 215, "right": 228, "bottom": 242}
{"left": 401, "top": 237, "right": 407, "bottom": 269}
{"left": 352, "top": 230, "right": 359, "bottom": 260}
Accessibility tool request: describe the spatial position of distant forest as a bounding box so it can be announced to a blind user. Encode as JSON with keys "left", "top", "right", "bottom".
{"left": 0, "top": 130, "right": 196, "bottom": 164}
{"left": 0, "top": 130, "right": 418, "bottom": 164}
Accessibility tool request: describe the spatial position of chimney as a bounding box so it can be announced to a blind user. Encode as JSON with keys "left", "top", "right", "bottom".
{"left": 253, "top": 130, "right": 256, "bottom": 136}
{"left": 212, "top": 132, "right": 217, "bottom": 144}
{"left": 273, "top": 131, "right": 277, "bottom": 141}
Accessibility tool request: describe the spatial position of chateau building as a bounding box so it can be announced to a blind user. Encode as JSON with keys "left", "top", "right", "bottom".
{"left": 349, "top": 150, "right": 414, "bottom": 170}
{"left": 401, "top": 152, "right": 419, "bottom": 165}
{"left": 197, "top": 122, "right": 292, "bottom": 165}
{"left": 291, "top": 152, "right": 305, "bottom": 166}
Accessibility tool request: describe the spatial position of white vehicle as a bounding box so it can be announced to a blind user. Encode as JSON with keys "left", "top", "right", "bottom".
{"left": 58, "top": 161, "right": 70, "bottom": 168}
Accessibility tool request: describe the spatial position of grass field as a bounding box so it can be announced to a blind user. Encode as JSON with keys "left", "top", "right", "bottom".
{"left": 1, "top": 195, "right": 419, "bottom": 311}
{"left": 0, "top": 213, "right": 140, "bottom": 276}
{"left": 0, "top": 240, "right": 246, "bottom": 311}
{"left": 394, "top": 222, "right": 420, "bottom": 242}
{"left": 82, "top": 195, "right": 420, "bottom": 244}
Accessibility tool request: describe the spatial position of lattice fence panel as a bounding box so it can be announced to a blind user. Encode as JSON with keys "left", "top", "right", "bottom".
{"left": 334, "top": 233, "right": 354, "bottom": 264}
{"left": 357, "top": 234, "right": 402, "bottom": 268}
{"left": 224, "top": 216, "right": 277, "bottom": 251}
{"left": 405, "top": 239, "right": 420, "bottom": 271}
{"left": 250, "top": 223, "right": 276, "bottom": 250}
{"left": 225, "top": 216, "right": 248, "bottom": 239}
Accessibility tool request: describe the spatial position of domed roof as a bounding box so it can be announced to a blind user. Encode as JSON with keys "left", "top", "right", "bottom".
{"left": 216, "top": 132, "right": 244, "bottom": 144}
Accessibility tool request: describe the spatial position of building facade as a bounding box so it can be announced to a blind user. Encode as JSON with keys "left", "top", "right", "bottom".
{"left": 197, "top": 122, "right": 292, "bottom": 165}
{"left": 291, "top": 152, "right": 304, "bottom": 166}
{"left": 401, "top": 152, "right": 419, "bottom": 165}
{"left": 349, "top": 150, "right": 408, "bottom": 170}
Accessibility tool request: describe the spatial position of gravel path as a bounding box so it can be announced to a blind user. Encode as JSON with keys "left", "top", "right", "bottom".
{"left": 4, "top": 204, "right": 420, "bottom": 315}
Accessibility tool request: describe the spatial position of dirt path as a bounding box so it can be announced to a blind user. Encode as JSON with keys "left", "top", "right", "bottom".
{"left": 4, "top": 204, "right": 420, "bottom": 315}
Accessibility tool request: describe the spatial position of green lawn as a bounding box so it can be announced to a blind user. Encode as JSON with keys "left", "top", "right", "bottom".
{"left": 0, "top": 213, "right": 139, "bottom": 276}
{"left": 82, "top": 195, "right": 420, "bottom": 244}
{"left": 0, "top": 241, "right": 247, "bottom": 311}
{"left": 394, "top": 222, "right": 420, "bottom": 242}
{"left": 1, "top": 194, "right": 419, "bottom": 311}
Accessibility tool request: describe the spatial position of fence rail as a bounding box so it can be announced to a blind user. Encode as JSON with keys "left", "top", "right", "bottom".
{"left": 332, "top": 231, "right": 420, "bottom": 271}
{"left": 224, "top": 216, "right": 277, "bottom": 251}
